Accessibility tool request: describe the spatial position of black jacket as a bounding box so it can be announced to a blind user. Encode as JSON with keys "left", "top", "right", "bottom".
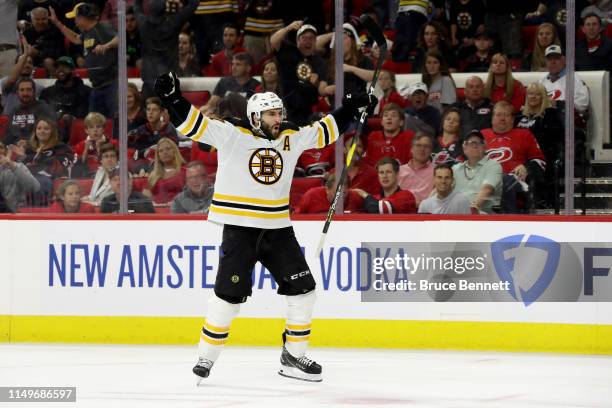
{"left": 39, "top": 76, "right": 92, "bottom": 119}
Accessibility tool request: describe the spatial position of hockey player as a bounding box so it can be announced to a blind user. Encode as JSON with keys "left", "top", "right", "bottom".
{"left": 154, "top": 72, "right": 376, "bottom": 383}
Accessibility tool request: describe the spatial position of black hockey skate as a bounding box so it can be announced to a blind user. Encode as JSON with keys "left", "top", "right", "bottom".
{"left": 193, "top": 357, "right": 214, "bottom": 385}
{"left": 278, "top": 347, "right": 322, "bottom": 382}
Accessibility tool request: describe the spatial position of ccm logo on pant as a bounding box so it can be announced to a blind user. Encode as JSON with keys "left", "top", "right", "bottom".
{"left": 290, "top": 271, "right": 311, "bottom": 280}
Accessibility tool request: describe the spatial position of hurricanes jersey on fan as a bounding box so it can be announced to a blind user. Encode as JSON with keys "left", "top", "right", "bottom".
{"left": 176, "top": 105, "right": 340, "bottom": 229}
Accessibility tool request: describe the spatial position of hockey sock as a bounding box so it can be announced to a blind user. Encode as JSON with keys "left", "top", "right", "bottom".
{"left": 284, "top": 290, "right": 316, "bottom": 357}
{"left": 198, "top": 295, "right": 240, "bottom": 362}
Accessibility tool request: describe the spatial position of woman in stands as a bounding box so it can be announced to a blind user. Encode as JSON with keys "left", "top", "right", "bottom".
{"left": 255, "top": 59, "right": 283, "bottom": 96}
{"left": 421, "top": 50, "right": 457, "bottom": 113}
{"left": 177, "top": 32, "right": 201, "bottom": 77}
{"left": 143, "top": 137, "right": 186, "bottom": 204}
{"left": 433, "top": 107, "right": 463, "bottom": 165}
{"left": 523, "top": 23, "right": 561, "bottom": 72}
{"left": 377, "top": 69, "right": 409, "bottom": 112}
{"left": 50, "top": 179, "right": 95, "bottom": 213}
{"left": 12, "top": 118, "right": 74, "bottom": 206}
{"left": 484, "top": 53, "right": 526, "bottom": 113}
{"left": 127, "top": 82, "right": 147, "bottom": 132}
{"left": 411, "top": 21, "right": 457, "bottom": 73}
{"left": 515, "top": 82, "right": 562, "bottom": 208}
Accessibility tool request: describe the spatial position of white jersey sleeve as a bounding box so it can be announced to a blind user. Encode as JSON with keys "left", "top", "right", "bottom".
{"left": 295, "top": 114, "right": 341, "bottom": 153}
{"left": 174, "top": 104, "right": 237, "bottom": 149}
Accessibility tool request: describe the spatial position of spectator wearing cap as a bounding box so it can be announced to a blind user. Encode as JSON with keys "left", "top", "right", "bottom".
{"left": 364, "top": 103, "right": 414, "bottom": 167}
{"left": 353, "top": 157, "right": 417, "bottom": 214}
{"left": 576, "top": 12, "right": 612, "bottom": 72}
{"left": 451, "top": 76, "right": 492, "bottom": 138}
{"left": 207, "top": 23, "right": 246, "bottom": 77}
{"left": 171, "top": 161, "right": 214, "bottom": 214}
{"left": 39, "top": 56, "right": 92, "bottom": 120}
{"left": 460, "top": 29, "right": 495, "bottom": 72}
{"left": 1, "top": 44, "right": 46, "bottom": 115}
{"left": 452, "top": 130, "right": 502, "bottom": 214}
{"left": 3, "top": 78, "right": 56, "bottom": 146}
{"left": 398, "top": 133, "right": 435, "bottom": 205}
{"left": 523, "top": 23, "right": 561, "bottom": 72}
{"left": 100, "top": 166, "right": 155, "bottom": 213}
{"left": 317, "top": 23, "right": 375, "bottom": 106}
{"left": 418, "top": 163, "right": 471, "bottom": 214}
{"left": 133, "top": 0, "right": 199, "bottom": 98}
{"left": 538, "top": 44, "right": 590, "bottom": 115}
{"left": 449, "top": 0, "right": 486, "bottom": 60}
{"left": 403, "top": 82, "right": 441, "bottom": 137}
{"left": 201, "top": 52, "right": 260, "bottom": 116}
{"left": 189, "top": 0, "right": 239, "bottom": 70}
{"left": 49, "top": 2, "right": 119, "bottom": 118}
{"left": 0, "top": 0, "right": 18, "bottom": 77}
{"left": 270, "top": 20, "right": 328, "bottom": 125}
{"left": 23, "top": 7, "right": 65, "bottom": 76}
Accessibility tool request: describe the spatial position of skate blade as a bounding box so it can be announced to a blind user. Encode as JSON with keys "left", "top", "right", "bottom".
{"left": 278, "top": 366, "right": 322, "bottom": 382}
{"left": 195, "top": 375, "right": 207, "bottom": 386}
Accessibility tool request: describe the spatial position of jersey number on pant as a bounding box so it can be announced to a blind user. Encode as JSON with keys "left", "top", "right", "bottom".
{"left": 249, "top": 148, "right": 283, "bottom": 185}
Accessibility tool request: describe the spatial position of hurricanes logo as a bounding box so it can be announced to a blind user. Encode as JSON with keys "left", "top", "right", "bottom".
{"left": 249, "top": 148, "right": 283, "bottom": 185}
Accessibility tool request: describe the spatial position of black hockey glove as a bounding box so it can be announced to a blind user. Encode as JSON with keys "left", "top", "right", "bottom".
{"left": 155, "top": 72, "right": 182, "bottom": 105}
{"left": 342, "top": 93, "right": 378, "bottom": 119}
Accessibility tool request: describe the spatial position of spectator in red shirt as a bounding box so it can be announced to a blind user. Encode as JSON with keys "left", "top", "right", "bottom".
{"left": 364, "top": 103, "right": 414, "bottom": 166}
{"left": 73, "top": 112, "right": 117, "bottom": 177}
{"left": 376, "top": 69, "right": 409, "bottom": 113}
{"left": 328, "top": 135, "right": 379, "bottom": 195}
{"left": 482, "top": 101, "right": 546, "bottom": 179}
{"left": 143, "top": 137, "right": 186, "bottom": 204}
{"left": 352, "top": 157, "right": 417, "bottom": 214}
{"left": 50, "top": 179, "right": 95, "bottom": 213}
{"left": 294, "top": 173, "right": 363, "bottom": 214}
{"left": 207, "top": 23, "right": 246, "bottom": 77}
{"left": 484, "top": 53, "right": 526, "bottom": 113}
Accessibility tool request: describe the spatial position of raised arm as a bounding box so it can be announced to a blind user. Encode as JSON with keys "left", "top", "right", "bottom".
{"left": 270, "top": 20, "right": 303, "bottom": 51}
{"left": 48, "top": 6, "right": 81, "bottom": 45}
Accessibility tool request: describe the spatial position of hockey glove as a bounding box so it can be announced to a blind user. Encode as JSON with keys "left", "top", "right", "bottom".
{"left": 154, "top": 72, "right": 182, "bottom": 105}
{"left": 342, "top": 93, "right": 378, "bottom": 119}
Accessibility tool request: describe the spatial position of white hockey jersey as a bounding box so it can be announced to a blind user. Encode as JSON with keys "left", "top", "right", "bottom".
{"left": 538, "top": 71, "right": 590, "bottom": 114}
{"left": 176, "top": 105, "right": 340, "bottom": 229}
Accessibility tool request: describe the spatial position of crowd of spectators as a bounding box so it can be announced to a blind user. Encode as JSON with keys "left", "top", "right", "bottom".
{"left": 0, "top": 0, "right": 611, "bottom": 215}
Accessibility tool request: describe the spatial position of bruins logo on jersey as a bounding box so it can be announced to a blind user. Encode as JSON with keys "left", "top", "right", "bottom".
{"left": 249, "top": 148, "right": 283, "bottom": 184}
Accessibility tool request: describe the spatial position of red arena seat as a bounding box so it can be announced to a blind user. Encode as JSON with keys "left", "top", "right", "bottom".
{"left": 290, "top": 177, "right": 324, "bottom": 209}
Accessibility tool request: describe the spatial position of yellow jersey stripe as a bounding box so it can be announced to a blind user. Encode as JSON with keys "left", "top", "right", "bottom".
{"left": 286, "top": 324, "right": 311, "bottom": 331}
{"left": 178, "top": 107, "right": 200, "bottom": 135}
{"left": 324, "top": 116, "right": 336, "bottom": 144}
{"left": 213, "top": 193, "right": 289, "bottom": 206}
{"left": 210, "top": 206, "right": 289, "bottom": 219}
{"left": 191, "top": 117, "right": 209, "bottom": 142}
{"left": 203, "top": 320, "right": 230, "bottom": 333}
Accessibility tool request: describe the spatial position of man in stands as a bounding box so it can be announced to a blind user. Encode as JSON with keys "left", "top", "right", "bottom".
{"left": 294, "top": 173, "right": 362, "bottom": 214}
{"left": 101, "top": 166, "right": 155, "bottom": 213}
{"left": 404, "top": 82, "right": 440, "bottom": 137}
{"left": 352, "top": 157, "right": 417, "bottom": 214}
{"left": 23, "top": 7, "right": 65, "bottom": 76}
{"left": 328, "top": 135, "right": 379, "bottom": 195}
{"left": 50, "top": 2, "right": 119, "bottom": 118}
{"left": 207, "top": 23, "right": 246, "bottom": 77}
{"left": 0, "top": 141, "right": 40, "bottom": 212}
{"left": 539, "top": 45, "right": 590, "bottom": 115}
{"left": 202, "top": 52, "right": 260, "bottom": 115}
{"left": 1, "top": 44, "right": 45, "bottom": 115}
{"left": 481, "top": 101, "right": 546, "bottom": 182}
{"left": 3, "top": 78, "right": 56, "bottom": 145}
{"left": 39, "top": 56, "right": 92, "bottom": 120}
{"left": 271, "top": 21, "right": 327, "bottom": 125}
{"left": 576, "top": 12, "right": 612, "bottom": 72}
{"left": 364, "top": 103, "right": 414, "bottom": 167}
{"left": 398, "top": 133, "right": 435, "bottom": 205}
{"left": 451, "top": 76, "right": 492, "bottom": 138}
{"left": 171, "top": 161, "right": 214, "bottom": 214}
{"left": 452, "top": 130, "right": 503, "bottom": 214}
{"left": 418, "top": 163, "right": 471, "bottom": 214}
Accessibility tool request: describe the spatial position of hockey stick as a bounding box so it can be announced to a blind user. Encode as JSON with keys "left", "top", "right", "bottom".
{"left": 314, "top": 14, "right": 388, "bottom": 257}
